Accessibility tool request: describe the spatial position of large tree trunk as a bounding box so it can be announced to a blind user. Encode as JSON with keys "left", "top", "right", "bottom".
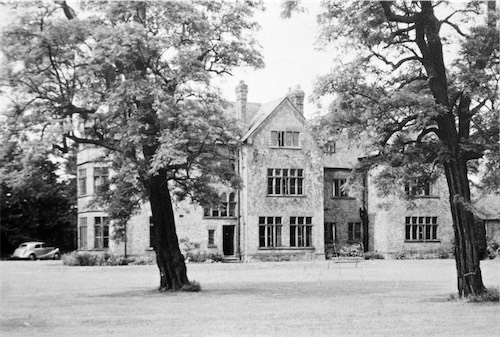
{"left": 149, "top": 169, "right": 190, "bottom": 291}
{"left": 412, "top": 2, "right": 487, "bottom": 298}
{"left": 443, "top": 156, "right": 486, "bottom": 297}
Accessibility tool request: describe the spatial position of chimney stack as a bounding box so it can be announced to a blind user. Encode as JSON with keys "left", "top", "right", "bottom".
{"left": 235, "top": 80, "right": 248, "bottom": 123}
{"left": 287, "top": 85, "right": 305, "bottom": 116}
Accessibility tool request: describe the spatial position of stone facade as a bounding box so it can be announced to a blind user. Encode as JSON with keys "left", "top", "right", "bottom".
{"left": 367, "top": 173, "right": 455, "bottom": 257}
{"left": 76, "top": 82, "right": 458, "bottom": 260}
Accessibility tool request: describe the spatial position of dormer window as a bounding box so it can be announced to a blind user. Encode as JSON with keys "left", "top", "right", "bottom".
{"left": 271, "top": 131, "right": 300, "bottom": 148}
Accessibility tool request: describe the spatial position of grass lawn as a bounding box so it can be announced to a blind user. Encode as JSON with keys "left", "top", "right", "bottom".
{"left": 1, "top": 259, "right": 499, "bottom": 336}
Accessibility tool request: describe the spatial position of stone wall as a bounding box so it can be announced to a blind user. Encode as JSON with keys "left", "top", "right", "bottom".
{"left": 241, "top": 100, "right": 325, "bottom": 260}
{"left": 367, "top": 172, "right": 455, "bottom": 257}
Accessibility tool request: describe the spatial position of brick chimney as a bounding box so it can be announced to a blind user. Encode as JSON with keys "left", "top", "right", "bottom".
{"left": 235, "top": 80, "right": 248, "bottom": 123}
{"left": 287, "top": 85, "right": 305, "bottom": 115}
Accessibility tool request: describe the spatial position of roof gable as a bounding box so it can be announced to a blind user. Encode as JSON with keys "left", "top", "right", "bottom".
{"left": 242, "top": 97, "right": 306, "bottom": 142}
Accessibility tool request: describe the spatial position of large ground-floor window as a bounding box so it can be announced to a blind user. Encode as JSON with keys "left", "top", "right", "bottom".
{"left": 405, "top": 216, "right": 438, "bottom": 242}
{"left": 94, "top": 217, "right": 109, "bottom": 249}
{"left": 290, "top": 216, "right": 313, "bottom": 247}
{"left": 259, "top": 216, "right": 282, "bottom": 248}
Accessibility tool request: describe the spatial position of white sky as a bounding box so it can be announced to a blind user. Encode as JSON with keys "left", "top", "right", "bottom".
{"left": 215, "top": 1, "right": 333, "bottom": 118}
{"left": 0, "top": 1, "right": 333, "bottom": 118}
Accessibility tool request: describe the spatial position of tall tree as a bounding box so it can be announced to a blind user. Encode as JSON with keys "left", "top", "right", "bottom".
{"left": 0, "top": 142, "right": 76, "bottom": 255}
{"left": 312, "top": 1, "right": 498, "bottom": 297}
{"left": 1, "top": 1, "right": 263, "bottom": 290}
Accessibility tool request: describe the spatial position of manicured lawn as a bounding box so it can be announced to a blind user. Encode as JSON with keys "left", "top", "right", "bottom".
{"left": 1, "top": 259, "right": 498, "bottom": 336}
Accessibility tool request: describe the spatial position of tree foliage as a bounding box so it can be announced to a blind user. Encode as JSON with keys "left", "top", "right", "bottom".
{"left": 312, "top": 1, "right": 499, "bottom": 297}
{"left": 1, "top": 0, "right": 263, "bottom": 290}
{"left": 0, "top": 142, "right": 76, "bottom": 255}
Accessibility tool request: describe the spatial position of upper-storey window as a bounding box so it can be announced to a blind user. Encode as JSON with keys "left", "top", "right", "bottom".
{"left": 267, "top": 168, "right": 304, "bottom": 196}
{"left": 204, "top": 192, "right": 237, "bottom": 218}
{"left": 93, "top": 167, "right": 109, "bottom": 194}
{"left": 78, "top": 168, "right": 87, "bottom": 196}
{"left": 405, "top": 181, "right": 432, "bottom": 196}
{"left": 332, "top": 178, "right": 348, "bottom": 197}
{"left": 271, "top": 131, "right": 300, "bottom": 148}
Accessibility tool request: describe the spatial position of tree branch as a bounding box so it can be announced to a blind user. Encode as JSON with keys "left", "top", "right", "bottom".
{"left": 417, "top": 127, "right": 440, "bottom": 142}
{"left": 380, "top": 2, "right": 417, "bottom": 23}
{"left": 64, "top": 133, "right": 121, "bottom": 152}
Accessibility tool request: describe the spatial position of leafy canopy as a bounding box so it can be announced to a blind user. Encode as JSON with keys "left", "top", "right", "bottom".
{"left": 1, "top": 1, "right": 264, "bottom": 236}
{"left": 311, "top": 1, "right": 499, "bottom": 196}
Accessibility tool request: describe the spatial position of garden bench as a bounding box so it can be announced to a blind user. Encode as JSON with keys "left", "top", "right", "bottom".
{"left": 328, "top": 242, "right": 365, "bottom": 268}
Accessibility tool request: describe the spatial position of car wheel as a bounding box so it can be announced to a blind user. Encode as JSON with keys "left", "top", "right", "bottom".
{"left": 53, "top": 253, "right": 61, "bottom": 260}
{"left": 29, "top": 254, "right": 36, "bottom": 261}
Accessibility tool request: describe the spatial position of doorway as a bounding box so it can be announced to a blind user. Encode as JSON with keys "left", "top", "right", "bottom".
{"left": 222, "top": 225, "right": 235, "bottom": 256}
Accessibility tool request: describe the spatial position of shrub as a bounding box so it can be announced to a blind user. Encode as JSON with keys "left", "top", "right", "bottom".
{"left": 364, "top": 252, "right": 384, "bottom": 260}
{"left": 62, "top": 251, "right": 155, "bottom": 266}
{"left": 449, "top": 287, "right": 500, "bottom": 303}
{"left": 180, "top": 280, "right": 201, "bottom": 292}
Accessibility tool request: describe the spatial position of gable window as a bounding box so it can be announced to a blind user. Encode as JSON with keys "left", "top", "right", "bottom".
{"left": 271, "top": 131, "right": 300, "bottom": 148}
{"left": 78, "top": 168, "right": 87, "bottom": 196}
{"left": 204, "top": 192, "right": 237, "bottom": 218}
{"left": 208, "top": 229, "right": 215, "bottom": 246}
{"left": 405, "top": 181, "right": 432, "bottom": 196}
{"left": 333, "top": 178, "right": 348, "bottom": 197}
{"left": 405, "top": 216, "right": 438, "bottom": 242}
{"left": 267, "top": 168, "right": 304, "bottom": 195}
{"left": 94, "top": 216, "right": 109, "bottom": 249}
{"left": 259, "top": 216, "right": 282, "bottom": 248}
{"left": 290, "top": 216, "right": 313, "bottom": 247}
{"left": 79, "top": 217, "right": 88, "bottom": 249}
{"left": 348, "top": 222, "right": 362, "bottom": 242}
{"left": 93, "top": 167, "right": 109, "bottom": 194}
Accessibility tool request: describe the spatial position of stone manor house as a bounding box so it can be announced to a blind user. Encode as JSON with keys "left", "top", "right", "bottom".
{"left": 77, "top": 81, "right": 462, "bottom": 261}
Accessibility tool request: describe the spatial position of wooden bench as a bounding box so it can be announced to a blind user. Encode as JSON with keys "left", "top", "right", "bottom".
{"left": 328, "top": 242, "right": 365, "bottom": 268}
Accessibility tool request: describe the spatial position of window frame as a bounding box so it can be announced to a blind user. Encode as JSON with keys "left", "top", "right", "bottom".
{"left": 203, "top": 192, "right": 237, "bottom": 218}
{"left": 290, "top": 216, "right": 313, "bottom": 248}
{"left": 348, "top": 222, "right": 362, "bottom": 242}
{"left": 258, "top": 216, "right": 283, "bottom": 248}
{"left": 332, "top": 178, "right": 348, "bottom": 198}
{"left": 405, "top": 216, "right": 439, "bottom": 242}
{"left": 404, "top": 181, "right": 433, "bottom": 197}
{"left": 267, "top": 168, "right": 304, "bottom": 196}
{"left": 208, "top": 229, "right": 216, "bottom": 247}
{"left": 78, "top": 168, "right": 87, "bottom": 196}
{"left": 324, "top": 222, "right": 336, "bottom": 244}
{"left": 93, "top": 167, "right": 109, "bottom": 194}
{"left": 94, "top": 216, "right": 109, "bottom": 249}
{"left": 79, "top": 217, "right": 88, "bottom": 249}
{"left": 270, "top": 130, "right": 300, "bottom": 148}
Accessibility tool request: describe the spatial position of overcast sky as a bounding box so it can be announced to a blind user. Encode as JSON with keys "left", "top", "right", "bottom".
{"left": 0, "top": 1, "right": 334, "bottom": 118}
{"left": 215, "top": 1, "right": 334, "bottom": 118}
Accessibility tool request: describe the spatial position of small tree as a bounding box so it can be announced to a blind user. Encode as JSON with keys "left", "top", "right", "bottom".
{"left": 312, "top": 1, "right": 498, "bottom": 297}
{"left": 1, "top": 1, "right": 263, "bottom": 290}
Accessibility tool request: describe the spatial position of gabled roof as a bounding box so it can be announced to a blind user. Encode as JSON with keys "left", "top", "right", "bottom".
{"left": 242, "top": 96, "right": 305, "bottom": 142}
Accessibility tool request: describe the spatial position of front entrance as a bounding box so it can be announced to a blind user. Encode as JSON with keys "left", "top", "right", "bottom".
{"left": 222, "top": 225, "right": 235, "bottom": 256}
